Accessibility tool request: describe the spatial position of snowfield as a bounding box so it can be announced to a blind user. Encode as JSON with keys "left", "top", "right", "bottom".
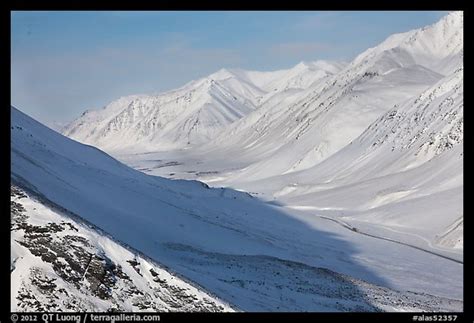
{"left": 12, "top": 11, "right": 463, "bottom": 312}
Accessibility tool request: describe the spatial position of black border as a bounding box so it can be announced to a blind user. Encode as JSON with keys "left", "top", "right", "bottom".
{"left": 5, "top": 1, "right": 472, "bottom": 322}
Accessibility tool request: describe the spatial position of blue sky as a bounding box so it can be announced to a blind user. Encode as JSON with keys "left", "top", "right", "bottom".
{"left": 11, "top": 11, "right": 448, "bottom": 125}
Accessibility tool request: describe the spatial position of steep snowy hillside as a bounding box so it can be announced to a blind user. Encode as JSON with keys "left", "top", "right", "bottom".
{"left": 11, "top": 107, "right": 462, "bottom": 311}
{"left": 197, "top": 13, "right": 462, "bottom": 181}
{"left": 62, "top": 61, "right": 344, "bottom": 152}
{"left": 242, "top": 63, "right": 463, "bottom": 253}
{"left": 11, "top": 186, "right": 232, "bottom": 312}
{"left": 352, "top": 11, "right": 463, "bottom": 75}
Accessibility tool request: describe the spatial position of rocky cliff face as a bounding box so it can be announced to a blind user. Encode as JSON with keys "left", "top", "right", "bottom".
{"left": 11, "top": 185, "right": 232, "bottom": 312}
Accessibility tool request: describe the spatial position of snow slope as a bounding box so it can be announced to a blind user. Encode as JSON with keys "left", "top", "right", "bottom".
{"left": 201, "top": 62, "right": 441, "bottom": 179}
{"left": 11, "top": 186, "right": 232, "bottom": 312}
{"left": 195, "top": 13, "right": 462, "bottom": 181}
{"left": 352, "top": 11, "right": 463, "bottom": 75}
{"left": 11, "top": 106, "right": 462, "bottom": 310}
{"left": 239, "top": 63, "right": 463, "bottom": 254}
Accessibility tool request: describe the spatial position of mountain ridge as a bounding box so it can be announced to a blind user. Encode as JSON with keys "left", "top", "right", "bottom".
{"left": 61, "top": 60, "right": 345, "bottom": 152}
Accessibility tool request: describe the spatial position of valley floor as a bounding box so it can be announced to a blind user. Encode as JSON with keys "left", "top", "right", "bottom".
{"left": 11, "top": 186, "right": 463, "bottom": 312}
{"left": 113, "top": 148, "right": 463, "bottom": 305}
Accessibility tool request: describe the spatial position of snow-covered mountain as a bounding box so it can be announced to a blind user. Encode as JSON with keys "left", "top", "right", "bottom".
{"left": 184, "top": 12, "right": 463, "bottom": 254}
{"left": 200, "top": 11, "right": 462, "bottom": 181}
{"left": 104, "top": 12, "right": 462, "bottom": 256}
{"left": 351, "top": 11, "right": 463, "bottom": 75}
{"left": 239, "top": 62, "right": 463, "bottom": 252}
{"left": 11, "top": 106, "right": 462, "bottom": 311}
{"left": 62, "top": 61, "right": 344, "bottom": 152}
{"left": 64, "top": 12, "right": 462, "bottom": 157}
{"left": 61, "top": 76, "right": 260, "bottom": 151}
{"left": 13, "top": 11, "right": 463, "bottom": 312}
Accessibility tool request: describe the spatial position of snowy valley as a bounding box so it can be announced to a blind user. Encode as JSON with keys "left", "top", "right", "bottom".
{"left": 12, "top": 11, "right": 463, "bottom": 312}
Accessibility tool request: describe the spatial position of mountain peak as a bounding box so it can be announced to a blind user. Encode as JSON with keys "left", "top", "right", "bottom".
{"left": 294, "top": 61, "right": 312, "bottom": 69}
{"left": 351, "top": 11, "right": 462, "bottom": 75}
{"left": 208, "top": 68, "right": 236, "bottom": 81}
